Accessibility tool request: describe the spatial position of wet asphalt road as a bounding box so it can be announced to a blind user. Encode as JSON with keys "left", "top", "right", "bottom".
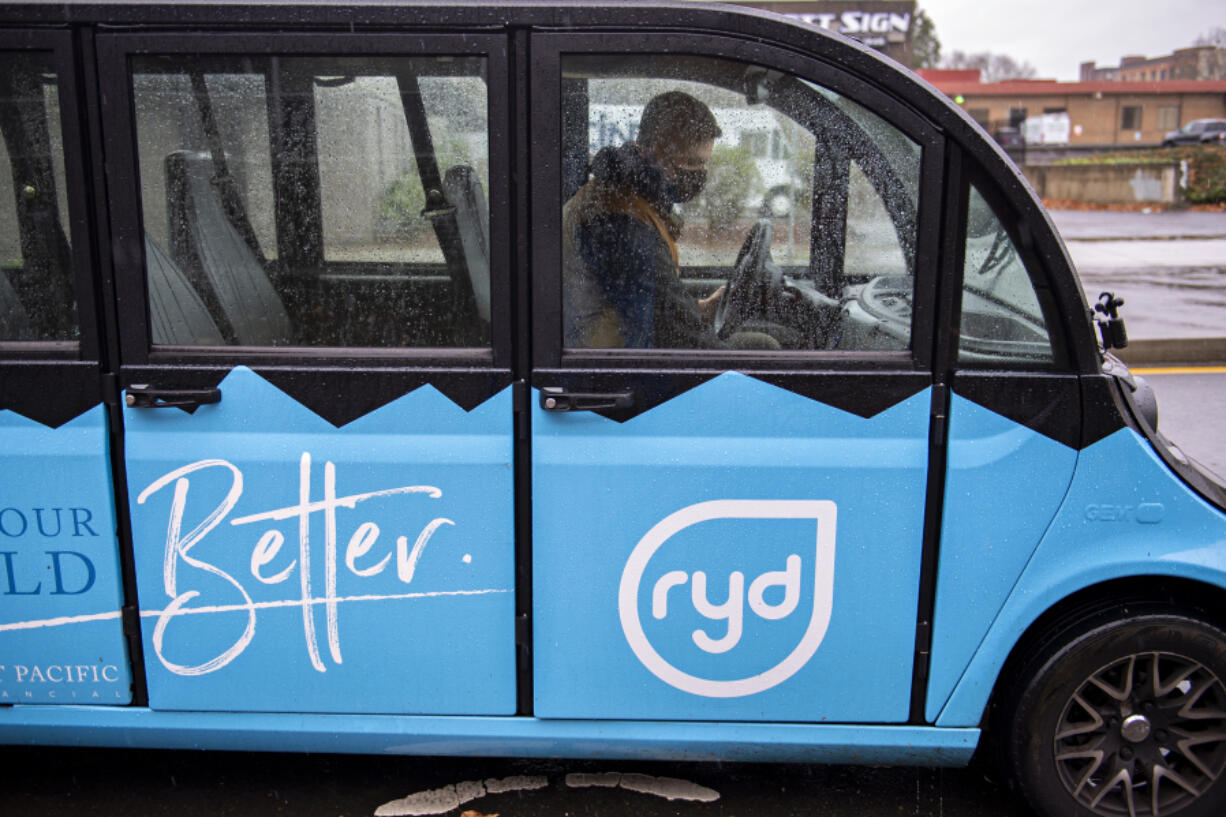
{"left": 0, "top": 745, "right": 1028, "bottom": 817}
{"left": 1052, "top": 208, "right": 1226, "bottom": 340}
{"left": 1143, "top": 369, "right": 1226, "bottom": 480}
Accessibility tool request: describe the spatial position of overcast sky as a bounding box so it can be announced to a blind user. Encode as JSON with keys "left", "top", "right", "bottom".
{"left": 918, "top": 0, "right": 1223, "bottom": 80}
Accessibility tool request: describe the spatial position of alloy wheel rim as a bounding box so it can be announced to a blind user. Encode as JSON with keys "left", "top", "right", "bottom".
{"left": 1053, "top": 651, "right": 1226, "bottom": 817}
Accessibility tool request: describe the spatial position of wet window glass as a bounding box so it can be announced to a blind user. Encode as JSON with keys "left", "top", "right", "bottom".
{"left": 958, "top": 185, "right": 1053, "bottom": 365}
{"left": 132, "top": 55, "right": 490, "bottom": 348}
{"left": 0, "top": 51, "right": 78, "bottom": 342}
{"left": 561, "top": 55, "right": 919, "bottom": 352}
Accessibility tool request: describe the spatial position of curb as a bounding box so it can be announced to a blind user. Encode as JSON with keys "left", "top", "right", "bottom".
{"left": 1115, "top": 338, "right": 1226, "bottom": 367}
{"left": 1065, "top": 234, "right": 1226, "bottom": 242}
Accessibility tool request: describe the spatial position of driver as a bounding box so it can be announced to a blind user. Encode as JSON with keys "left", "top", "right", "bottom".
{"left": 562, "top": 91, "right": 727, "bottom": 349}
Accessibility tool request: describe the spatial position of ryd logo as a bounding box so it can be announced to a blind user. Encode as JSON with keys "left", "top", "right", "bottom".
{"left": 618, "top": 499, "right": 836, "bottom": 698}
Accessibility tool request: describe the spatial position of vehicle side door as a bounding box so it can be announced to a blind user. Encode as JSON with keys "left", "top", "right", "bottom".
{"left": 529, "top": 32, "right": 945, "bottom": 723}
{"left": 925, "top": 167, "right": 1082, "bottom": 721}
{"left": 97, "top": 31, "right": 518, "bottom": 714}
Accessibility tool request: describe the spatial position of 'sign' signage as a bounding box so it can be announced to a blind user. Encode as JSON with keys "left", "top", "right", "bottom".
{"left": 738, "top": 1, "right": 915, "bottom": 52}
{"left": 789, "top": 10, "right": 911, "bottom": 47}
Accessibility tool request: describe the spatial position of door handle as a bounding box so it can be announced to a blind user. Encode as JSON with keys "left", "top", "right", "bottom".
{"left": 125, "top": 384, "right": 222, "bottom": 410}
{"left": 540, "top": 387, "right": 634, "bottom": 413}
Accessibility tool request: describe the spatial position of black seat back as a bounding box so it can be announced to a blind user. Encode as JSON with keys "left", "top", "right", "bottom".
{"left": 165, "top": 150, "right": 292, "bottom": 346}
{"left": 145, "top": 234, "right": 225, "bottom": 346}
{"left": 442, "top": 164, "right": 491, "bottom": 326}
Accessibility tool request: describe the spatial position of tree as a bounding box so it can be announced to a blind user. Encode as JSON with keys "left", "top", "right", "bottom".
{"left": 941, "top": 50, "right": 1037, "bottom": 83}
{"left": 1194, "top": 26, "right": 1226, "bottom": 48}
{"left": 1193, "top": 26, "right": 1226, "bottom": 79}
{"left": 378, "top": 135, "right": 474, "bottom": 241}
{"left": 909, "top": 8, "right": 941, "bottom": 70}
{"left": 700, "top": 143, "right": 762, "bottom": 231}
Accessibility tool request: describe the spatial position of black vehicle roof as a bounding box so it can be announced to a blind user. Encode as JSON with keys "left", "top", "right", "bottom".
{"left": 0, "top": 2, "right": 984, "bottom": 146}
{"left": 0, "top": 0, "right": 1033, "bottom": 191}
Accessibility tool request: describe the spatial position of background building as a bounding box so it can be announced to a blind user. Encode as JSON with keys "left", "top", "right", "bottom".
{"left": 1081, "top": 46, "right": 1226, "bottom": 82}
{"left": 729, "top": 3, "right": 1226, "bottom": 148}
{"left": 919, "top": 70, "right": 1226, "bottom": 147}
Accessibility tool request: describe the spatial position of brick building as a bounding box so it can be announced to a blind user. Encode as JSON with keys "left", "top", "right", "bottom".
{"left": 1081, "top": 46, "right": 1226, "bottom": 82}
{"left": 918, "top": 70, "right": 1226, "bottom": 146}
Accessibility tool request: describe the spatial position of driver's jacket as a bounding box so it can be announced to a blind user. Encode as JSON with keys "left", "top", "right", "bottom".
{"left": 561, "top": 143, "right": 720, "bottom": 349}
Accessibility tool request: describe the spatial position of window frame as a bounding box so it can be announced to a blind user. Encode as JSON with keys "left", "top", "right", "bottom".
{"left": 953, "top": 164, "right": 1075, "bottom": 373}
{"left": 530, "top": 31, "right": 945, "bottom": 374}
{"left": 1156, "top": 105, "right": 1180, "bottom": 132}
{"left": 1120, "top": 105, "right": 1142, "bottom": 131}
{"left": 97, "top": 31, "right": 511, "bottom": 370}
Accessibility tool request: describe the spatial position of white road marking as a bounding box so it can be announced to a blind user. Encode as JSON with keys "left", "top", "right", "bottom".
{"left": 374, "top": 770, "right": 719, "bottom": 815}
{"left": 567, "top": 771, "right": 721, "bottom": 802}
{"left": 374, "top": 775, "right": 547, "bottom": 816}
{"left": 483, "top": 775, "right": 549, "bottom": 795}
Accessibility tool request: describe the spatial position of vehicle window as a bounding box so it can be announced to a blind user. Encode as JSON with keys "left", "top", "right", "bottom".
{"left": 560, "top": 55, "right": 919, "bottom": 353}
{"left": 958, "top": 185, "right": 1053, "bottom": 365}
{"left": 316, "top": 73, "right": 489, "bottom": 266}
{"left": 0, "top": 51, "right": 78, "bottom": 342}
{"left": 131, "top": 55, "right": 490, "bottom": 348}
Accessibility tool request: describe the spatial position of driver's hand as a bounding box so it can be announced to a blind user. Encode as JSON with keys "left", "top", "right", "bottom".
{"left": 698, "top": 285, "right": 725, "bottom": 324}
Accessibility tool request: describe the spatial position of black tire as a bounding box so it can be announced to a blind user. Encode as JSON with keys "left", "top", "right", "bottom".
{"left": 1001, "top": 609, "right": 1226, "bottom": 817}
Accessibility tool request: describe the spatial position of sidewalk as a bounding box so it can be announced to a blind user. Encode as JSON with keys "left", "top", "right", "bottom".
{"left": 1048, "top": 210, "right": 1226, "bottom": 241}
{"left": 1046, "top": 209, "right": 1226, "bottom": 365}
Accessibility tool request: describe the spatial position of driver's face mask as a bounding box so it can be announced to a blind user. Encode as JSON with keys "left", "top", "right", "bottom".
{"left": 657, "top": 138, "right": 714, "bottom": 203}
{"left": 670, "top": 168, "right": 708, "bottom": 202}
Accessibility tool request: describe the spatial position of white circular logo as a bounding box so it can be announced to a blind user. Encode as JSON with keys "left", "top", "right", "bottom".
{"left": 618, "top": 499, "right": 836, "bottom": 698}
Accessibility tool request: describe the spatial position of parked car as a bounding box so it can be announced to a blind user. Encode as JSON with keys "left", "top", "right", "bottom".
{"left": 1, "top": 4, "right": 1224, "bottom": 817}
{"left": 992, "top": 125, "right": 1025, "bottom": 163}
{"left": 1162, "top": 117, "right": 1226, "bottom": 146}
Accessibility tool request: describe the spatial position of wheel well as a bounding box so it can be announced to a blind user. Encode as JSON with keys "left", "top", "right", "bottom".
{"left": 983, "top": 575, "right": 1226, "bottom": 720}
{"left": 974, "top": 575, "right": 1226, "bottom": 787}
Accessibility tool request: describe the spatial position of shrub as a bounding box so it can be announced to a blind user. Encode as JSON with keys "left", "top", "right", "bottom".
{"left": 378, "top": 137, "right": 474, "bottom": 240}
{"left": 700, "top": 143, "right": 763, "bottom": 231}
{"left": 1183, "top": 145, "right": 1226, "bottom": 204}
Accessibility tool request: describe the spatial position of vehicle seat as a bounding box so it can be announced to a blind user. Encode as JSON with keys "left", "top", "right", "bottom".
{"left": 165, "top": 150, "right": 293, "bottom": 346}
{"left": 0, "top": 269, "right": 32, "bottom": 339}
{"left": 144, "top": 234, "right": 225, "bottom": 346}
{"left": 442, "top": 164, "right": 491, "bottom": 325}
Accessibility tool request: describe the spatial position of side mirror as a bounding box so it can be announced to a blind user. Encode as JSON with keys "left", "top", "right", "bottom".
{"left": 1094, "top": 291, "right": 1128, "bottom": 350}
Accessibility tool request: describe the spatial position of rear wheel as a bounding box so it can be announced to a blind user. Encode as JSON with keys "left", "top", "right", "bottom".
{"left": 1002, "top": 611, "right": 1226, "bottom": 817}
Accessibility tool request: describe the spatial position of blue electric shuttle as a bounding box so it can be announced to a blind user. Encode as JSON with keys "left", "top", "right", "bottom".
{"left": 0, "top": 3, "right": 1223, "bottom": 816}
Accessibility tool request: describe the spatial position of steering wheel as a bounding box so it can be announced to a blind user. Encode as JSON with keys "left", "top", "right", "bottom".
{"left": 857, "top": 275, "right": 913, "bottom": 326}
{"left": 714, "top": 220, "right": 774, "bottom": 339}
